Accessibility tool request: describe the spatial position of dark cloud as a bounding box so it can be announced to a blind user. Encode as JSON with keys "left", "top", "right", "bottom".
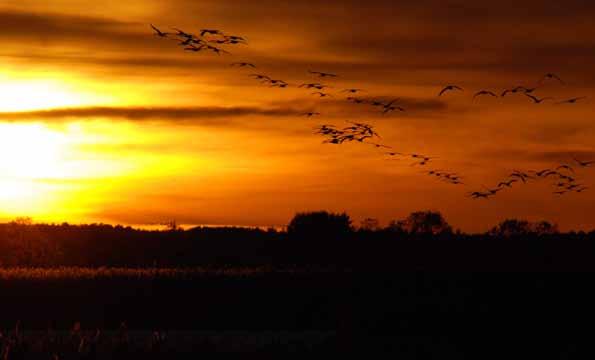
{"left": 0, "top": 106, "right": 303, "bottom": 123}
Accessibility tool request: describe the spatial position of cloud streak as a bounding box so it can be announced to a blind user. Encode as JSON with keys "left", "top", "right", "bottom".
{"left": 0, "top": 106, "right": 304, "bottom": 123}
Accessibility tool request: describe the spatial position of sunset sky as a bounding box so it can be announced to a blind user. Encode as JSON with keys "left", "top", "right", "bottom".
{"left": 0, "top": 0, "right": 594, "bottom": 231}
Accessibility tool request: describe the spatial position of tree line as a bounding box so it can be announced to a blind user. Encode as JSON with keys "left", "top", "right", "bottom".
{"left": 0, "top": 212, "right": 593, "bottom": 269}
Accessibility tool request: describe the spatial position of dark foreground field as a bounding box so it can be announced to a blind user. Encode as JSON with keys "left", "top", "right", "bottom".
{"left": 2, "top": 268, "right": 595, "bottom": 357}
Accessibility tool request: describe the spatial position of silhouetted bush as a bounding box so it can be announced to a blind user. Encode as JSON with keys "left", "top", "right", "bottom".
{"left": 489, "top": 219, "right": 559, "bottom": 237}
{"left": 287, "top": 211, "right": 352, "bottom": 240}
{"left": 388, "top": 211, "right": 452, "bottom": 235}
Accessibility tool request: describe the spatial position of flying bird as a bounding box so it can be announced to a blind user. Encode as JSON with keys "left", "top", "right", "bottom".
{"left": 540, "top": 73, "right": 565, "bottom": 85}
{"left": 347, "top": 97, "right": 367, "bottom": 104}
{"left": 302, "top": 112, "right": 321, "bottom": 117}
{"left": 525, "top": 94, "right": 554, "bottom": 104}
{"left": 150, "top": 24, "right": 169, "bottom": 37}
{"left": 557, "top": 97, "right": 586, "bottom": 104}
{"left": 184, "top": 45, "right": 204, "bottom": 52}
{"left": 171, "top": 28, "right": 194, "bottom": 39}
{"left": 200, "top": 29, "right": 223, "bottom": 37}
{"left": 498, "top": 179, "right": 518, "bottom": 188}
{"left": 574, "top": 158, "right": 595, "bottom": 167}
{"left": 556, "top": 165, "right": 574, "bottom": 173}
{"left": 439, "top": 85, "right": 463, "bottom": 96}
{"left": 501, "top": 86, "right": 527, "bottom": 97}
{"left": 250, "top": 74, "right": 271, "bottom": 81}
{"left": 231, "top": 62, "right": 256, "bottom": 68}
{"left": 206, "top": 46, "right": 230, "bottom": 55}
{"left": 309, "top": 70, "right": 338, "bottom": 78}
{"left": 473, "top": 90, "right": 498, "bottom": 100}
{"left": 312, "top": 92, "right": 333, "bottom": 98}
{"left": 341, "top": 89, "right": 365, "bottom": 94}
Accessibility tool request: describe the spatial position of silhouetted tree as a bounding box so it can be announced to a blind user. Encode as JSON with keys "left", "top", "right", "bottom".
{"left": 489, "top": 219, "right": 532, "bottom": 237}
{"left": 359, "top": 218, "right": 380, "bottom": 232}
{"left": 533, "top": 221, "right": 559, "bottom": 235}
{"left": 391, "top": 211, "right": 452, "bottom": 235}
{"left": 287, "top": 211, "right": 352, "bottom": 240}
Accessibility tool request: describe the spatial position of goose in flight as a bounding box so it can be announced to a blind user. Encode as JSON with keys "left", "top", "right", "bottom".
{"left": 174, "top": 37, "right": 195, "bottom": 46}
{"left": 150, "top": 24, "right": 170, "bottom": 37}
{"left": 473, "top": 90, "right": 498, "bottom": 100}
{"left": 341, "top": 89, "right": 365, "bottom": 94}
{"left": 309, "top": 70, "right": 338, "bottom": 78}
{"left": 542, "top": 170, "right": 561, "bottom": 178}
{"left": 299, "top": 83, "right": 323, "bottom": 89}
{"left": 525, "top": 94, "right": 553, "bottom": 104}
{"left": 540, "top": 73, "right": 565, "bottom": 85}
{"left": 532, "top": 169, "right": 553, "bottom": 177}
{"left": 226, "top": 35, "right": 247, "bottom": 42}
{"left": 347, "top": 97, "right": 367, "bottom": 104}
{"left": 302, "top": 112, "right": 321, "bottom": 117}
{"left": 522, "top": 87, "right": 539, "bottom": 94}
{"left": 566, "top": 183, "right": 583, "bottom": 190}
{"left": 312, "top": 92, "right": 333, "bottom": 98}
{"left": 556, "top": 165, "right": 574, "bottom": 173}
{"left": 574, "top": 157, "right": 595, "bottom": 167}
{"left": 184, "top": 45, "right": 205, "bottom": 52}
{"left": 553, "top": 190, "right": 568, "bottom": 195}
{"left": 171, "top": 28, "right": 194, "bottom": 39}
{"left": 231, "top": 62, "right": 256, "bottom": 68}
{"left": 498, "top": 179, "right": 518, "bottom": 188}
{"left": 501, "top": 86, "right": 526, "bottom": 97}
{"left": 439, "top": 85, "right": 463, "bottom": 96}
{"left": 557, "top": 97, "right": 586, "bottom": 104}
{"left": 250, "top": 74, "right": 271, "bottom": 81}
{"left": 207, "top": 45, "right": 230, "bottom": 55}
{"left": 366, "top": 142, "right": 392, "bottom": 149}
{"left": 510, "top": 171, "right": 533, "bottom": 183}
{"left": 200, "top": 29, "right": 223, "bottom": 37}
{"left": 469, "top": 191, "right": 490, "bottom": 199}
{"left": 383, "top": 105, "right": 405, "bottom": 114}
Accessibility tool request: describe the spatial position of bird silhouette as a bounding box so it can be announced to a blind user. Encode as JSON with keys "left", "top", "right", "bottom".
{"left": 200, "top": 29, "right": 223, "bottom": 37}
{"left": 341, "top": 89, "right": 365, "bottom": 94}
{"left": 574, "top": 157, "right": 595, "bottom": 167}
{"left": 556, "top": 97, "right": 586, "bottom": 104}
{"left": 525, "top": 94, "right": 554, "bottom": 104}
{"left": 473, "top": 90, "right": 498, "bottom": 100}
{"left": 302, "top": 112, "right": 321, "bottom": 117}
{"left": 184, "top": 45, "right": 204, "bottom": 52}
{"left": 556, "top": 165, "right": 574, "bottom": 173}
{"left": 309, "top": 70, "right": 338, "bottom": 78}
{"left": 439, "top": 85, "right": 463, "bottom": 96}
{"left": 312, "top": 92, "right": 333, "bottom": 98}
{"left": 150, "top": 24, "right": 170, "bottom": 37}
{"left": 501, "top": 86, "right": 527, "bottom": 97}
{"left": 250, "top": 74, "right": 271, "bottom": 81}
{"left": 299, "top": 83, "right": 322, "bottom": 89}
{"left": 171, "top": 28, "right": 194, "bottom": 38}
{"left": 469, "top": 191, "right": 490, "bottom": 199}
{"left": 231, "top": 62, "right": 256, "bottom": 68}
{"left": 206, "top": 45, "right": 230, "bottom": 55}
{"left": 540, "top": 73, "right": 565, "bottom": 85}
{"left": 366, "top": 142, "right": 392, "bottom": 149}
{"left": 498, "top": 179, "right": 518, "bottom": 188}
{"left": 347, "top": 97, "right": 367, "bottom": 104}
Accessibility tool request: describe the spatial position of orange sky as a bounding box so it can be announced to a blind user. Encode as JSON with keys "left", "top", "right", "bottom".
{"left": 0, "top": 0, "right": 594, "bottom": 232}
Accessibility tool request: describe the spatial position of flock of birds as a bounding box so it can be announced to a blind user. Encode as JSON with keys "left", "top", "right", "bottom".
{"left": 150, "top": 24, "right": 593, "bottom": 200}
{"left": 469, "top": 160, "right": 592, "bottom": 199}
